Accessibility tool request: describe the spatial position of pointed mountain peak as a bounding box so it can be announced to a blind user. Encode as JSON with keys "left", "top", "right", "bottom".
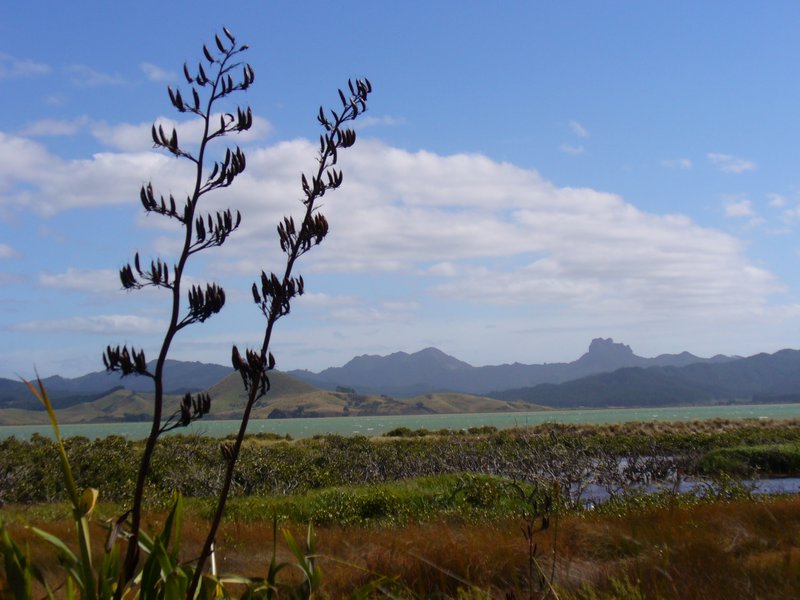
{"left": 413, "top": 347, "right": 473, "bottom": 369}
{"left": 586, "top": 337, "right": 634, "bottom": 357}
{"left": 573, "top": 338, "right": 643, "bottom": 373}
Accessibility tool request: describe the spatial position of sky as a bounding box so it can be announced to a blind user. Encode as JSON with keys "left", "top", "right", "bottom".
{"left": 3, "top": 1, "right": 800, "bottom": 378}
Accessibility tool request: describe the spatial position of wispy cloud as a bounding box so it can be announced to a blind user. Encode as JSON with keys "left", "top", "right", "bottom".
{"left": 0, "top": 53, "right": 50, "bottom": 79}
{"left": 356, "top": 115, "right": 405, "bottom": 129}
{"left": 65, "top": 64, "right": 128, "bottom": 87}
{"left": 568, "top": 120, "right": 590, "bottom": 138}
{"left": 781, "top": 204, "right": 800, "bottom": 222}
{"left": 559, "top": 143, "right": 585, "bottom": 155}
{"left": 1, "top": 130, "right": 784, "bottom": 331}
{"left": 329, "top": 301, "right": 420, "bottom": 324}
{"left": 707, "top": 152, "right": 757, "bottom": 174}
{"left": 140, "top": 62, "right": 175, "bottom": 83}
{"left": 90, "top": 114, "right": 272, "bottom": 152}
{"left": 39, "top": 268, "right": 121, "bottom": 294}
{"left": 19, "top": 116, "right": 91, "bottom": 137}
{"left": 295, "top": 292, "right": 361, "bottom": 308}
{"left": 11, "top": 315, "right": 164, "bottom": 335}
{"left": 0, "top": 243, "right": 18, "bottom": 259}
{"left": 768, "top": 193, "right": 787, "bottom": 208}
{"left": 661, "top": 158, "right": 692, "bottom": 170}
{"left": 724, "top": 198, "right": 755, "bottom": 218}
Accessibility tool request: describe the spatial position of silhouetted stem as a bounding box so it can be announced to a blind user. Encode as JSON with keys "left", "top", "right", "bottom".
{"left": 188, "top": 80, "right": 369, "bottom": 597}
{"left": 188, "top": 375, "right": 261, "bottom": 594}
{"left": 117, "top": 44, "right": 238, "bottom": 595}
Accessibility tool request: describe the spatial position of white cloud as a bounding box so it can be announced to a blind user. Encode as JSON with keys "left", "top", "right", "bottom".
{"left": 65, "top": 64, "right": 128, "bottom": 87}
{"left": 0, "top": 130, "right": 196, "bottom": 215}
{"left": 197, "top": 138, "right": 782, "bottom": 323}
{"left": 90, "top": 114, "right": 272, "bottom": 152}
{"left": 295, "top": 292, "right": 361, "bottom": 308}
{"left": 20, "top": 116, "right": 91, "bottom": 137}
{"left": 559, "top": 143, "right": 584, "bottom": 155}
{"left": 356, "top": 115, "right": 405, "bottom": 129}
{"left": 782, "top": 205, "right": 800, "bottom": 222}
{"left": 427, "top": 262, "right": 459, "bottom": 277}
{"left": 329, "top": 301, "right": 419, "bottom": 324}
{"left": 0, "top": 129, "right": 786, "bottom": 329}
{"left": 568, "top": 120, "right": 590, "bottom": 138}
{"left": 661, "top": 158, "right": 692, "bottom": 170}
{"left": 0, "top": 243, "right": 18, "bottom": 259}
{"left": 140, "top": 62, "right": 175, "bottom": 82}
{"left": 768, "top": 193, "right": 786, "bottom": 208}
{"left": 707, "top": 152, "right": 757, "bottom": 174}
{"left": 724, "top": 198, "right": 755, "bottom": 218}
{"left": 0, "top": 53, "right": 50, "bottom": 79}
{"left": 11, "top": 314, "right": 164, "bottom": 335}
{"left": 39, "top": 268, "right": 121, "bottom": 293}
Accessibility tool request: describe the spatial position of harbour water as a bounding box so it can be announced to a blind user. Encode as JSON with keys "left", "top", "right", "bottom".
{"left": 2, "top": 403, "right": 799, "bottom": 441}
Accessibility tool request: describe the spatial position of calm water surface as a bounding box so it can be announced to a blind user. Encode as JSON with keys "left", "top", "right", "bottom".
{"left": 2, "top": 403, "right": 799, "bottom": 440}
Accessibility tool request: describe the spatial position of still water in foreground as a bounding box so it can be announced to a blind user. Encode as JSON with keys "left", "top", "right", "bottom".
{"left": 2, "top": 403, "right": 800, "bottom": 441}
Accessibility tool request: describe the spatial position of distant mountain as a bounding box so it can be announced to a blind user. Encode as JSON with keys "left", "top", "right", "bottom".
{"left": 43, "top": 359, "right": 233, "bottom": 394}
{"left": 4, "top": 341, "right": 790, "bottom": 424}
{"left": 490, "top": 348, "right": 800, "bottom": 408}
{"left": 288, "top": 338, "right": 736, "bottom": 397}
{"left": 0, "top": 367, "right": 531, "bottom": 426}
{"left": 0, "top": 359, "right": 232, "bottom": 411}
{"left": 290, "top": 347, "right": 473, "bottom": 396}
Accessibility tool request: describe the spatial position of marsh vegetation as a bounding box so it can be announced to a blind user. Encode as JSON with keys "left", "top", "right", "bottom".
{"left": 4, "top": 420, "right": 800, "bottom": 597}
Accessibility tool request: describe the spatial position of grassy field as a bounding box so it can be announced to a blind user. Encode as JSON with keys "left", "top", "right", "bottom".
{"left": 4, "top": 494, "right": 800, "bottom": 598}
{"left": 5, "top": 420, "right": 800, "bottom": 597}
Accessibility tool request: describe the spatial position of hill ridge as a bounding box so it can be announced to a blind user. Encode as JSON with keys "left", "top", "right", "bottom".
{"left": 288, "top": 338, "right": 737, "bottom": 397}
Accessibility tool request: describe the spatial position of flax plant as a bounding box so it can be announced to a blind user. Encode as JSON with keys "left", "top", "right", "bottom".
{"left": 95, "top": 27, "right": 371, "bottom": 595}
{"left": 188, "top": 64, "right": 371, "bottom": 600}
{"left": 103, "top": 29, "right": 254, "bottom": 589}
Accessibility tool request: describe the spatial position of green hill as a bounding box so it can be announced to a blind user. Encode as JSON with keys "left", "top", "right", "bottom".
{"left": 0, "top": 371, "right": 533, "bottom": 425}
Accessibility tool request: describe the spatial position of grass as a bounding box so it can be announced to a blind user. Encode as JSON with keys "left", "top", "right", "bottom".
{"left": 6, "top": 495, "right": 800, "bottom": 598}
{"left": 700, "top": 442, "right": 800, "bottom": 476}
{"left": 8, "top": 421, "right": 800, "bottom": 596}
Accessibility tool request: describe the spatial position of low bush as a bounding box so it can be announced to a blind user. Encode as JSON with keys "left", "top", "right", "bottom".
{"left": 700, "top": 442, "right": 800, "bottom": 476}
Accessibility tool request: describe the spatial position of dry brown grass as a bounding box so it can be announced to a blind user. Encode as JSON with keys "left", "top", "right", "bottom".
{"left": 6, "top": 496, "right": 800, "bottom": 598}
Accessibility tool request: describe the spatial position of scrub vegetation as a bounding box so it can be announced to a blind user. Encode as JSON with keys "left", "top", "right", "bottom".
{"left": 4, "top": 421, "right": 800, "bottom": 597}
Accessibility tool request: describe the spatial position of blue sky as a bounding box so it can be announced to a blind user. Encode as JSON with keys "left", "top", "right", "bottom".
{"left": 3, "top": 1, "right": 800, "bottom": 378}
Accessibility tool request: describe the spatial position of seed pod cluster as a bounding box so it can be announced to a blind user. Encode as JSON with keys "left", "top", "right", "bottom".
{"left": 119, "top": 253, "right": 174, "bottom": 291}
{"left": 251, "top": 271, "right": 304, "bottom": 320}
{"left": 178, "top": 392, "right": 211, "bottom": 427}
{"left": 231, "top": 345, "right": 273, "bottom": 396}
{"left": 151, "top": 123, "right": 182, "bottom": 157}
{"left": 193, "top": 208, "right": 242, "bottom": 250}
{"left": 139, "top": 182, "right": 189, "bottom": 222}
{"left": 187, "top": 283, "right": 226, "bottom": 323}
{"left": 103, "top": 345, "right": 150, "bottom": 377}
{"left": 204, "top": 147, "right": 247, "bottom": 190}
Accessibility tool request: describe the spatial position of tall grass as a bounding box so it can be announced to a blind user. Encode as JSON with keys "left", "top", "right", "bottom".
{"left": 7, "top": 495, "right": 800, "bottom": 598}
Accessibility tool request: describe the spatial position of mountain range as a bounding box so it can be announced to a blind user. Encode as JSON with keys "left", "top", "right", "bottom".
{"left": 3, "top": 338, "right": 800, "bottom": 424}
{"left": 0, "top": 360, "right": 233, "bottom": 411}
{"left": 490, "top": 348, "right": 800, "bottom": 408}
{"left": 287, "top": 338, "right": 736, "bottom": 397}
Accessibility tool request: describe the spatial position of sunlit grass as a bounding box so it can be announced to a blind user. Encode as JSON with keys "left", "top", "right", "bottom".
{"left": 7, "top": 492, "right": 800, "bottom": 598}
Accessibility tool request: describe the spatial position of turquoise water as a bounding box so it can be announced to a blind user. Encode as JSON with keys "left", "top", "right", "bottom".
{"left": 2, "top": 403, "right": 799, "bottom": 440}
